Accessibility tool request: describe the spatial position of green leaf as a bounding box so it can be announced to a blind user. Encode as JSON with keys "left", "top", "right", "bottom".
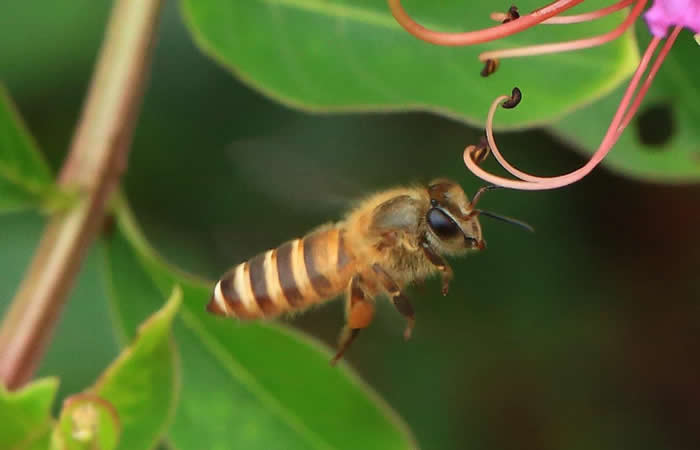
{"left": 51, "top": 394, "right": 120, "bottom": 450}
{"left": 0, "top": 2, "right": 111, "bottom": 91}
{"left": 551, "top": 25, "right": 700, "bottom": 181}
{"left": 0, "top": 86, "right": 57, "bottom": 213}
{"left": 180, "top": 0, "right": 638, "bottom": 127}
{"left": 102, "top": 199, "right": 416, "bottom": 449}
{"left": 48, "top": 289, "right": 179, "bottom": 450}
{"left": 87, "top": 286, "right": 182, "bottom": 450}
{"left": 0, "top": 377, "right": 58, "bottom": 450}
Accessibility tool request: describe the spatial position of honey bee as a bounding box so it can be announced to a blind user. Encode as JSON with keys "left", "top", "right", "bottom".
{"left": 207, "top": 179, "right": 531, "bottom": 364}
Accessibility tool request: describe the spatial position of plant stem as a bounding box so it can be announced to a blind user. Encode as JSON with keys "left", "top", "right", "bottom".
{"left": 0, "top": 0, "right": 164, "bottom": 390}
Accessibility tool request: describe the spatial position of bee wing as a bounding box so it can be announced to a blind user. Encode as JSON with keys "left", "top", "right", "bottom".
{"left": 228, "top": 134, "right": 373, "bottom": 214}
{"left": 369, "top": 195, "right": 422, "bottom": 233}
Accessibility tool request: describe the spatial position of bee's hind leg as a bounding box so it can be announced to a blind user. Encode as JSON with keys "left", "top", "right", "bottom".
{"left": 331, "top": 275, "right": 375, "bottom": 365}
{"left": 371, "top": 263, "right": 415, "bottom": 341}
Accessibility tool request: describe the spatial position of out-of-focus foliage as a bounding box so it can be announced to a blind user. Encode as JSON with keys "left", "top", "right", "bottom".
{"left": 182, "top": 0, "right": 700, "bottom": 181}
{"left": 104, "top": 204, "right": 416, "bottom": 449}
{"left": 51, "top": 394, "right": 120, "bottom": 450}
{"left": 87, "top": 286, "right": 181, "bottom": 450}
{"left": 181, "top": 0, "right": 637, "bottom": 127}
{"left": 0, "top": 87, "right": 55, "bottom": 213}
{"left": 552, "top": 24, "right": 700, "bottom": 181}
{"left": 0, "top": 287, "right": 179, "bottom": 450}
{"left": 1, "top": 49, "right": 415, "bottom": 450}
{"left": 0, "top": 378, "right": 57, "bottom": 450}
{"left": 2, "top": 1, "right": 700, "bottom": 450}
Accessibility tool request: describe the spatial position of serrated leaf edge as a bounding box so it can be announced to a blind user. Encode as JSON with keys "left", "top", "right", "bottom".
{"left": 1, "top": 377, "right": 59, "bottom": 450}
{"left": 90, "top": 286, "right": 182, "bottom": 450}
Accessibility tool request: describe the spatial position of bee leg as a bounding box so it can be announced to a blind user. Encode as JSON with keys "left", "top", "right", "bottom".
{"left": 371, "top": 264, "right": 415, "bottom": 340}
{"left": 421, "top": 241, "right": 453, "bottom": 296}
{"left": 331, "top": 275, "right": 374, "bottom": 365}
{"left": 332, "top": 328, "right": 360, "bottom": 366}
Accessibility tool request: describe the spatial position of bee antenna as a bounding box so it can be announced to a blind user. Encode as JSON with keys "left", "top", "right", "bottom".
{"left": 475, "top": 210, "right": 534, "bottom": 233}
{"left": 469, "top": 184, "right": 500, "bottom": 208}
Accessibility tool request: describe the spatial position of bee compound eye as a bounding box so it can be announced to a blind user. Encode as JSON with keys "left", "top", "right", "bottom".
{"left": 427, "top": 208, "right": 461, "bottom": 239}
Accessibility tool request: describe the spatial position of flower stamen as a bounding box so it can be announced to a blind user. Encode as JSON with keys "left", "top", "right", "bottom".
{"left": 616, "top": 25, "right": 682, "bottom": 135}
{"left": 387, "top": 0, "right": 586, "bottom": 46}
{"left": 470, "top": 136, "right": 491, "bottom": 165}
{"left": 389, "top": 0, "right": 690, "bottom": 190}
{"left": 543, "top": 0, "right": 636, "bottom": 24}
{"left": 501, "top": 6, "right": 521, "bottom": 24}
{"left": 502, "top": 87, "right": 523, "bottom": 109}
{"left": 478, "top": 0, "right": 647, "bottom": 61}
{"left": 463, "top": 30, "right": 670, "bottom": 190}
{"left": 480, "top": 59, "right": 500, "bottom": 77}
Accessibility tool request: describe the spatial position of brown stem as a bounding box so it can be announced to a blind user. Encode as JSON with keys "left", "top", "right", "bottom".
{"left": 0, "top": 0, "right": 164, "bottom": 390}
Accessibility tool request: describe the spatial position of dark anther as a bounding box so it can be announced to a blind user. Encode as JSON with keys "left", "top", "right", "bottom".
{"left": 479, "top": 135, "right": 489, "bottom": 148}
{"left": 480, "top": 59, "right": 500, "bottom": 77}
{"left": 502, "top": 87, "right": 522, "bottom": 109}
{"left": 471, "top": 138, "right": 491, "bottom": 165}
{"left": 502, "top": 6, "right": 520, "bottom": 23}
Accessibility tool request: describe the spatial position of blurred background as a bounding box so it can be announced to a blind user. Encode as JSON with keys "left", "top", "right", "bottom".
{"left": 2, "top": 1, "right": 699, "bottom": 449}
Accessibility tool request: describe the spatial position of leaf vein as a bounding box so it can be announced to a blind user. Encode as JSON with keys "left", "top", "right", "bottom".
{"left": 177, "top": 309, "right": 337, "bottom": 450}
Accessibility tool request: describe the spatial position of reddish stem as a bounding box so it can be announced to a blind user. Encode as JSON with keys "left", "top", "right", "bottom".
{"left": 0, "top": 0, "right": 164, "bottom": 389}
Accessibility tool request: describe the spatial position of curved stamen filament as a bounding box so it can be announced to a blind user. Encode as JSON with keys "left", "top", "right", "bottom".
{"left": 483, "top": 95, "right": 544, "bottom": 183}
{"left": 464, "top": 35, "right": 664, "bottom": 190}
{"left": 616, "top": 26, "right": 682, "bottom": 134}
{"left": 543, "top": 0, "right": 637, "bottom": 24}
{"left": 387, "top": 0, "right": 585, "bottom": 46}
{"left": 490, "top": 0, "right": 635, "bottom": 25}
{"left": 479, "top": 0, "right": 647, "bottom": 61}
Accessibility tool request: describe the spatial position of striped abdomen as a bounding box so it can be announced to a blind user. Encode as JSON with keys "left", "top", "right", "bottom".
{"left": 208, "top": 227, "right": 355, "bottom": 319}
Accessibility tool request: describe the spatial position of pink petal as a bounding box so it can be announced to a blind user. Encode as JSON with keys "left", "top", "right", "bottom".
{"left": 644, "top": 0, "right": 700, "bottom": 37}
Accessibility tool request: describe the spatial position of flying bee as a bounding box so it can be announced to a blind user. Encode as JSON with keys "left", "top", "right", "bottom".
{"left": 207, "top": 178, "right": 532, "bottom": 364}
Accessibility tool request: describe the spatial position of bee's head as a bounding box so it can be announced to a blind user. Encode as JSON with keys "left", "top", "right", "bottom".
{"left": 426, "top": 179, "right": 485, "bottom": 253}
{"left": 426, "top": 179, "right": 533, "bottom": 254}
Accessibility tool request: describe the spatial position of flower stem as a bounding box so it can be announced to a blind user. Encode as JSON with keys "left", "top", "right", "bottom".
{"left": 0, "top": 0, "right": 164, "bottom": 390}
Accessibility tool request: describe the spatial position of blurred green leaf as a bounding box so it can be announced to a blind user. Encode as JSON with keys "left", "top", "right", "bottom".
{"left": 102, "top": 199, "right": 416, "bottom": 449}
{"left": 0, "top": 1, "right": 111, "bottom": 91}
{"left": 87, "top": 285, "right": 181, "bottom": 450}
{"left": 180, "top": 0, "right": 638, "bottom": 127}
{"left": 0, "top": 377, "right": 58, "bottom": 450}
{"left": 0, "top": 86, "right": 56, "bottom": 213}
{"left": 51, "top": 394, "right": 120, "bottom": 450}
{"left": 552, "top": 25, "right": 700, "bottom": 181}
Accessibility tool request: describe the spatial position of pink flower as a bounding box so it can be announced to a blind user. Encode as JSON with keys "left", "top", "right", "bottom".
{"left": 645, "top": 0, "right": 700, "bottom": 37}
{"left": 388, "top": 0, "right": 696, "bottom": 190}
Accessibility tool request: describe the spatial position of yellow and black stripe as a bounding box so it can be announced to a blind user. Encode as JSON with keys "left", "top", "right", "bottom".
{"left": 208, "top": 228, "right": 355, "bottom": 319}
